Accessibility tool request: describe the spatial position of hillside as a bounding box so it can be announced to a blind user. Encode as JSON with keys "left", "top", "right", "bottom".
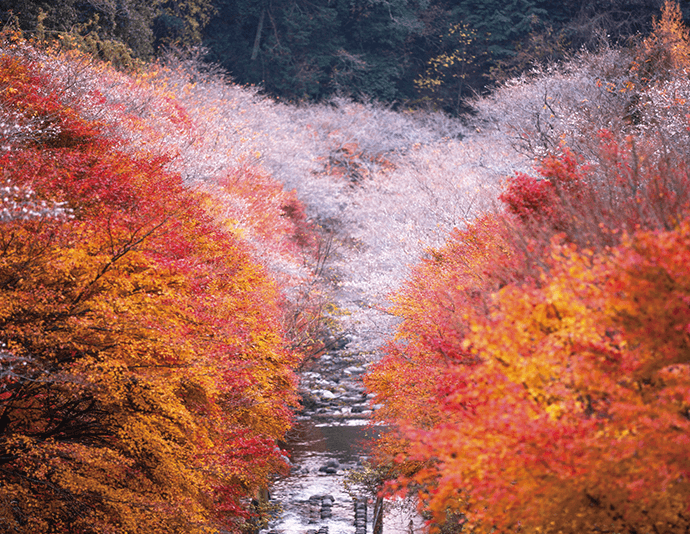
{"left": 0, "top": 21, "right": 528, "bottom": 531}
{"left": 2, "top": 0, "right": 675, "bottom": 113}
{"left": 0, "top": 33, "right": 317, "bottom": 532}
{"left": 0, "top": 24, "right": 526, "bottom": 532}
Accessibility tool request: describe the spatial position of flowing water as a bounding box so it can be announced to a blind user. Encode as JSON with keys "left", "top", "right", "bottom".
{"left": 266, "top": 420, "right": 376, "bottom": 534}
{"left": 258, "top": 175, "right": 438, "bottom": 533}
{"left": 260, "top": 347, "right": 424, "bottom": 534}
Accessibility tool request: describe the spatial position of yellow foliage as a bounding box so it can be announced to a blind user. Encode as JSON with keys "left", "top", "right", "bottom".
{"left": 635, "top": 1, "right": 690, "bottom": 82}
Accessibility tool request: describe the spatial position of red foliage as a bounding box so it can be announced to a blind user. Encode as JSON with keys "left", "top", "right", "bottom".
{"left": 0, "top": 42, "right": 310, "bottom": 533}
{"left": 499, "top": 171, "right": 557, "bottom": 222}
{"left": 367, "top": 126, "right": 690, "bottom": 533}
{"left": 0, "top": 56, "right": 105, "bottom": 148}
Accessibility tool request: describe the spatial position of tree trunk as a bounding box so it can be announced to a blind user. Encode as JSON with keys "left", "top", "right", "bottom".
{"left": 373, "top": 495, "right": 384, "bottom": 534}
{"left": 251, "top": 9, "right": 265, "bottom": 61}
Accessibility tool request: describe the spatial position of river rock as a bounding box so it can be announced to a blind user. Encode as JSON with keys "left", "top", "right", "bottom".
{"left": 318, "top": 459, "right": 340, "bottom": 474}
{"left": 314, "top": 389, "right": 337, "bottom": 400}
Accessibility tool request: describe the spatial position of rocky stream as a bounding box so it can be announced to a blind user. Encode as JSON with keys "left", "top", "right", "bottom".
{"left": 259, "top": 340, "right": 424, "bottom": 534}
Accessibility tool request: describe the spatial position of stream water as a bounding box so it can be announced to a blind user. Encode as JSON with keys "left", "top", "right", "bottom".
{"left": 265, "top": 420, "right": 375, "bottom": 534}
{"left": 256, "top": 181, "right": 436, "bottom": 533}
{"left": 259, "top": 344, "right": 425, "bottom": 534}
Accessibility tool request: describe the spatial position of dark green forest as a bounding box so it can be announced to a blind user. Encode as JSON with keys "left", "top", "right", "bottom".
{"left": 2, "top": 0, "right": 684, "bottom": 112}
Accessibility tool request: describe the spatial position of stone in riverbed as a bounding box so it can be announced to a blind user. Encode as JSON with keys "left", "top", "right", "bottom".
{"left": 343, "top": 366, "right": 365, "bottom": 375}
{"left": 314, "top": 389, "right": 337, "bottom": 400}
{"left": 354, "top": 496, "right": 368, "bottom": 534}
{"left": 318, "top": 466, "right": 338, "bottom": 474}
{"left": 318, "top": 459, "right": 340, "bottom": 474}
{"left": 299, "top": 392, "right": 319, "bottom": 411}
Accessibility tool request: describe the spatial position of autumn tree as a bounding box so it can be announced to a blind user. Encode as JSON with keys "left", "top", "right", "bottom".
{"left": 1, "top": 0, "right": 214, "bottom": 64}
{"left": 366, "top": 4, "right": 690, "bottom": 533}
{"left": 0, "top": 37, "right": 310, "bottom": 533}
{"left": 414, "top": 23, "right": 489, "bottom": 113}
{"left": 367, "top": 133, "right": 690, "bottom": 534}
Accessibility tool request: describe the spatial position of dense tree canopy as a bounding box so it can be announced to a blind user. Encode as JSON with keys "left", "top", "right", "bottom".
{"left": 1, "top": 0, "right": 675, "bottom": 112}
{"left": 202, "top": 0, "right": 670, "bottom": 111}
{"left": 0, "top": 0, "right": 214, "bottom": 63}
{"left": 365, "top": 3, "right": 690, "bottom": 532}
{"left": 0, "top": 35, "right": 314, "bottom": 533}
